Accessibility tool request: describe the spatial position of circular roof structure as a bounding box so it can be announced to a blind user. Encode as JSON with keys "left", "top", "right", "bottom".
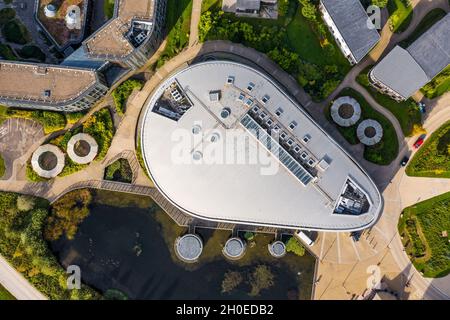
{"left": 175, "top": 234, "right": 203, "bottom": 262}
{"left": 357, "top": 119, "right": 383, "bottom": 146}
{"left": 67, "top": 133, "right": 98, "bottom": 164}
{"left": 140, "top": 61, "right": 383, "bottom": 232}
{"left": 223, "top": 237, "right": 246, "bottom": 260}
{"left": 31, "top": 144, "right": 65, "bottom": 178}
{"left": 330, "top": 96, "right": 361, "bottom": 127}
{"left": 268, "top": 241, "right": 286, "bottom": 258}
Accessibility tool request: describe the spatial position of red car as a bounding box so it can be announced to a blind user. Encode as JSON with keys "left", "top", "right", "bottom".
{"left": 414, "top": 137, "right": 425, "bottom": 149}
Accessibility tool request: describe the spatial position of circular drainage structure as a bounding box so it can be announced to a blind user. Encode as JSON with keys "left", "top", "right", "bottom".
{"left": 357, "top": 119, "right": 383, "bottom": 146}
{"left": 220, "top": 107, "right": 231, "bottom": 119}
{"left": 268, "top": 241, "right": 286, "bottom": 258}
{"left": 330, "top": 96, "right": 361, "bottom": 127}
{"left": 175, "top": 234, "right": 203, "bottom": 263}
{"left": 31, "top": 144, "right": 65, "bottom": 178}
{"left": 223, "top": 237, "right": 246, "bottom": 260}
{"left": 67, "top": 133, "right": 98, "bottom": 164}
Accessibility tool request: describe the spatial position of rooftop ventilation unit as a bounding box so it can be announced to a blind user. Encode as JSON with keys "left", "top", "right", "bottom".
{"left": 209, "top": 90, "right": 221, "bottom": 102}
{"left": 245, "top": 98, "right": 254, "bottom": 106}
{"left": 300, "top": 152, "right": 309, "bottom": 160}
{"left": 280, "top": 131, "right": 288, "bottom": 140}
{"left": 247, "top": 82, "right": 255, "bottom": 92}
{"left": 262, "top": 95, "right": 270, "bottom": 104}
{"left": 227, "top": 76, "right": 235, "bottom": 84}
{"left": 286, "top": 138, "right": 295, "bottom": 147}
{"left": 318, "top": 158, "right": 331, "bottom": 171}
{"left": 265, "top": 118, "right": 274, "bottom": 127}
{"left": 238, "top": 93, "right": 245, "bottom": 102}
{"left": 171, "top": 89, "right": 183, "bottom": 102}
{"left": 293, "top": 145, "right": 301, "bottom": 153}
{"left": 251, "top": 105, "right": 260, "bottom": 113}
{"left": 42, "top": 90, "right": 51, "bottom": 98}
{"left": 307, "top": 158, "right": 316, "bottom": 167}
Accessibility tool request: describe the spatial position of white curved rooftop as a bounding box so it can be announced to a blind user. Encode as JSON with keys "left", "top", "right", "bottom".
{"left": 140, "top": 61, "right": 383, "bottom": 232}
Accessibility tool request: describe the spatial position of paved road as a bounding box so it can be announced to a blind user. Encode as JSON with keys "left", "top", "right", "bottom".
{"left": 0, "top": 256, "right": 46, "bottom": 300}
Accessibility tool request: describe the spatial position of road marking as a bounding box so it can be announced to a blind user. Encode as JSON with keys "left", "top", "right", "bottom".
{"left": 319, "top": 232, "right": 326, "bottom": 260}
{"left": 336, "top": 232, "right": 341, "bottom": 264}
{"left": 350, "top": 237, "right": 361, "bottom": 261}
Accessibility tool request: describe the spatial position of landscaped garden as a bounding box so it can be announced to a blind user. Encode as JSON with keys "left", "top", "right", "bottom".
{"left": 406, "top": 121, "right": 450, "bottom": 178}
{"left": 0, "top": 153, "right": 5, "bottom": 178}
{"left": 421, "top": 66, "right": 450, "bottom": 99}
{"left": 326, "top": 88, "right": 399, "bottom": 165}
{"left": 357, "top": 67, "right": 422, "bottom": 136}
{"left": 399, "top": 191, "right": 450, "bottom": 278}
{"left": 1, "top": 18, "right": 30, "bottom": 45}
{"left": 199, "top": 0, "right": 351, "bottom": 101}
{"left": 4, "top": 108, "right": 66, "bottom": 134}
{"left": 157, "top": 0, "right": 193, "bottom": 67}
{"left": 112, "top": 79, "right": 144, "bottom": 115}
{"left": 387, "top": 0, "right": 413, "bottom": 33}
{"left": 104, "top": 158, "right": 133, "bottom": 183}
{"left": 0, "top": 191, "right": 99, "bottom": 299}
{"left": 103, "top": 0, "right": 115, "bottom": 19}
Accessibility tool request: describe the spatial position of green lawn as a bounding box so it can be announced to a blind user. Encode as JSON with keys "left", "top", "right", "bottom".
{"left": 103, "top": 0, "right": 115, "bottom": 19}
{"left": 357, "top": 67, "right": 422, "bottom": 136}
{"left": 199, "top": 0, "right": 351, "bottom": 101}
{"left": 399, "top": 8, "right": 447, "bottom": 48}
{"left": 388, "top": 0, "right": 413, "bottom": 33}
{"left": 111, "top": 79, "right": 143, "bottom": 115}
{"left": 0, "top": 153, "right": 5, "bottom": 178}
{"left": 0, "top": 284, "right": 15, "bottom": 300}
{"left": 406, "top": 121, "right": 450, "bottom": 178}
{"left": 157, "top": 0, "right": 193, "bottom": 66}
{"left": 399, "top": 192, "right": 450, "bottom": 278}
{"left": 325, "top": 88, "right": 399, "bottom": 165}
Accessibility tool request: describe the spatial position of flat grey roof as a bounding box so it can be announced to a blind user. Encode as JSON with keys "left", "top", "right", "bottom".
{"left": 141, "top": 61, "right": 382, "bottom": 232}
{"left": 371, "top": 46, "right": 429, "bottom": 99}
{"left": 236, "top": 0, "right": 260, "bottom": 10}
{"left": 407, "top": 13, "right": 450, "bottom": 79}
{"left": 321, "top": 0, "right": 380, "bottom": 62}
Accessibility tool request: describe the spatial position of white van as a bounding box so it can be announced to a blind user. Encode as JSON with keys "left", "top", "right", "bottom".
{"left": 295, "top": 231, "right": 315, "bottom": 247}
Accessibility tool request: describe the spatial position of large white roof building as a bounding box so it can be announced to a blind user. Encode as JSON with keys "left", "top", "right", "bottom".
{"left": 141, "top": 61, "right": 383, "bottom": 232}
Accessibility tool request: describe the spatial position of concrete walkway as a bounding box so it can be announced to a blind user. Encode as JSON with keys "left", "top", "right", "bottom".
{"left": 189, "top": 0, "right": 203, "bottom": 47}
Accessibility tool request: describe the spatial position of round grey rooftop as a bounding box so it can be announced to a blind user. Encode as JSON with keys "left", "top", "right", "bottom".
{"left": 67, "top": 133, "right": 98, "bottom": 164}
{"left": 175, "top": 234, "right": 203, "bottom": 262}
{"left": 357, "top": 119, "right": 383, "bottom": 146}
{"left": 331, "top": 96, "right": 361, "bottom": 127}
{"left": 268, "top": 241, "right": 286, "bottom": 258}
{"left": 31, "top": 144, "right": 65, "bottom": 179}
{"left": 223, "top": 237, "right": 246, "bottom": 259}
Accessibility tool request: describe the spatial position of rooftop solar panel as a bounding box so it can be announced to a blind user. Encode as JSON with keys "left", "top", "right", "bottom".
{"left": 240, "top": 114, "right": 314, "bottom": 186}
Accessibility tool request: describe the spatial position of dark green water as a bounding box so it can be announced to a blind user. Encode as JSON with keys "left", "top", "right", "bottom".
{"left": 50, "top": 195, "right": 315, "bottom": 300}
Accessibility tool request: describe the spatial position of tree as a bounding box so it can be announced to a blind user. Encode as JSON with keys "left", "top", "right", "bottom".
{"left": 300, "top": 3, "right": 317, "bottom": 21}
{"left": 372, "top": 0, "right": 388, "bottom": 8}
{"left": 286, "top": 237, "right": 305, "bottom": 256}
{"left": 249, "top": 265, "right": 275, "bottom": 296}
{"left": 44, "top": 189, "right": 92, "bottom": 241}
{"left": 17, "top": 195, "right": 35, "bottom": 212}
{"left": 221, "top": 271, "right": 243, "bottom": 293}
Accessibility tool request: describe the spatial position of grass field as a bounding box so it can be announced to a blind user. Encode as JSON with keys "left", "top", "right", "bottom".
{"left": 103, "top": 0, "right": 115, "bottom": 19}
{"left": 357, "top": 67, "right": 422, "bottom": 136}
{"left": 0, "top": 284, "right": 15, "bottom": 300}
{"left": 421, "top": 66, "right": 450, "bottom": 99}
{"left": 388, "top": 0, "right": 413, "bottom": 33}
{"left": 399, "top": 192, "right": 450, "bottom": 278}
{"left": 157, "top": 0, "right": 193, "bottom": 66}
{"left": 325, "top": 88, "right": 399, "bottom": 165}
{"left": 406, "top": 121, "right": 450, "bottom": 178}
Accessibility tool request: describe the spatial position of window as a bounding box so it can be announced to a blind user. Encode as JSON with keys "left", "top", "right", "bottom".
{"left": 301, "top": 152, "right": 308, "bottom": 160}
{"left": 289, "top": 121, "right": 298, "bottom": 130}
{"left": 259, "top": 112, "right": 267, "bottom": 120}
{"left": 247, "top": 82, "right": 255, "bottom": 92}
{"left": 275, "top": 108, "right": 283, "bottom": 117}
{"left": 287, "top": 138, "right": 294, "bottom": 146}
{"left": 303, "top": 134, "right": 311, "bottom": 144}
{"left": 308, "top": 159, "right": 315, "bottom": 167}
{"left": 252, "top": 105, "right": 260, "bottom": 113}
{"left": 272, "top": 124, "right": 280, "bottom": 133}
{"left": 262, "top": 95, "right": 270, "bottom": 104}
{"left": 280, "top": 131, "right": 288, "bottom": 140}
{"left": 294, "top": 145, "right": 301, "bottom": 153}
{"left": 266, "top": 118, "right": 274, "bottom": 126}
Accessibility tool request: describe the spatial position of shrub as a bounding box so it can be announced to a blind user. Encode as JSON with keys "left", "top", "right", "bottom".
{"left": 286, "top": 237, "right": 305, "bottom": 256}
{"left": 2, "top": 19, "right": 30, "bottom": 45}
{"left": 16, "top": 195, "right": 35, "bottom": 212}
{"left": 83, "top": 108, "right": 114, "bottom": 160}
{"left": 112, "top": 80, "right": 143, "bottom": 115}
{"left": 104, "top": 158, "right": 133, "bottom": 183}
{"left": 7, "top": 109, "right": 66, "bottom": 134}
{"left": 0, "top": 153, "right": 5, "bottom": 178}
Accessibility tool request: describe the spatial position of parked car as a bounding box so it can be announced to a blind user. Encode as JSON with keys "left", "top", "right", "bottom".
{"left": 400, "top": 156, "right": 409, "bottom": 167}
{"left": 413, "top": 137, "right": 425, "bottom": 149}
{"left": 418, "top": 102, "right": 426, "bottom": 114}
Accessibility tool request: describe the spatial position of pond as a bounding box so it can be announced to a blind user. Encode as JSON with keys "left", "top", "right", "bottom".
{"left": 50, "top": 190, "right": 316, "bottom": 300}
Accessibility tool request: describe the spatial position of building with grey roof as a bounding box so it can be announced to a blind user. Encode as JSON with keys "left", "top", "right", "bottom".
{"left": 369, "top": 13, "right": 450, "bottom": 101}
{"left": 140, "top": 61, "right": 383, "bottom": 232}
{"left": 223, "top": 0, "right": 278, "bottom": 19}
{"left": 319, "top": 0, "right": 380, "bottom": 65}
